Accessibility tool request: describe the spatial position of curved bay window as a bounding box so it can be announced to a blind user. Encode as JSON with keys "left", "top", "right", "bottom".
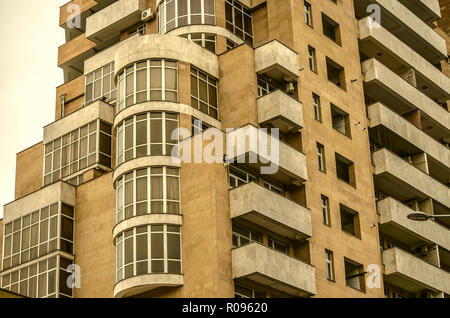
{"left": 117, "top": 59, "right": 178, "bottom": 112}
{"left": 116, "top": 112, "right": 179, "bottom": 166}
{"left": 116, "top": 167, "right": 180, "bottom": 222}
{"left": 158, "top": 0, "right": 215, "bottom": 34}
{"left": 115, "top": 225, "right": 181, "bottom": 282}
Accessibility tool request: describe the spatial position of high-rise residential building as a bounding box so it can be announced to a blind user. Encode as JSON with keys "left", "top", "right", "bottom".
{"left": 0, "top": 0, "right": 449, "bottom": 299}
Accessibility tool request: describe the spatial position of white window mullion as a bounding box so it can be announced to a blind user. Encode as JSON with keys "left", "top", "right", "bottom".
{"left": 133, "top": 116, "right": 137, "bottom": 159}
{"left": 162, "top": 60, "right": 166, "bottom": 101}
{"left": 96, "top": 119, "right": 100, "bottom": 164}
{"left": 163, "top": 167, "right": 167, "bottom": 213}
{"left": 147, "top": 167, "right": 151, "bottom": 215}
{"left": 163, "top": 225, "right": 168, "bottom": 273}
{"left": 162, "top": 113, "right": 166, "bottom": 156}
{"left": 148, "top": 225, "right": 152, "bottom": 273}
{"left": 133, "top": 228, "right": 137, "bottom": 277}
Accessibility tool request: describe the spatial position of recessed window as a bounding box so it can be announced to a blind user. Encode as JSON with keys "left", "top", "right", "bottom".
{"left": 326, "top": 57, "right": 346, "bottom": 89}
{"left": 232, "top": 224, "right": 261, "bottom": 248}
{"left": 257, "top": 76, "right": 277, "bottom": 97}
{"left": 308, "top": 46, "right": 317, "bottom": 72}
{"left": 331, "top": 104, "right": 351, "bottom": 137}
{"left": 335, "top": 153, "right": 355, "bottom": 185}
{"left": 191, "top": 66, "right": 218, "bottom": 119}
{"left": 312, "top": 93, "right": 322, "bottom": 121}
{"left": 268, "top": 237, "right": 288, "bottom": 254}
{"left": 321, "top": 195, "right": 330, "bottom": 226}
{"left": 225, "top": 0, "right": 253, "bottom": 44}
{"left": 126, "top": 23, "right": 146, "bottom": 37}
{"left": 325, "top": 249, "right": 335, "bottom": 281}
{"left": 345, "top": 257, "right": 366, "bottom": 292}
{"left": 235, "top": 283, "right": 265, "bottom": 298}
{"left": 158, "top": 0, "right": 215, "bottom": 33}
{"left": 340, "top": 204, "right": 361, "bottom": 238}
{"left": 322, "top": 13, "right": 341, "bottom": 44}
{"left": 180, "top": 33, "right": 216, "bottom": 53}
{"left": 229, "top": 166, "right": 257, "bottom": 189}
{"left": 304, "top": 1, "right": 313, "bottom": 26}
{"left": 317, "top": 143, "right": 326, "bottom": 172}
{"left": 263, "top": 182, "right": 284, "bottom": 195}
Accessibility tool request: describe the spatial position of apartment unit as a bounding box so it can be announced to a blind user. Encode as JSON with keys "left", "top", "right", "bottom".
{"left": 0, "top": 0, "right": 448, "bottom": 298}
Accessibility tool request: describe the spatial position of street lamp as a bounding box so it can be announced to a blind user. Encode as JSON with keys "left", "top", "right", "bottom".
{"left": 407, "top": 211, "right": 450, "bottom": 221}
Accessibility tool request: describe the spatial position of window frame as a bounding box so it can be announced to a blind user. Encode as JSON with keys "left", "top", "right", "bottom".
{"left": 84, "top": 62, "right": 115, "bottom": 106}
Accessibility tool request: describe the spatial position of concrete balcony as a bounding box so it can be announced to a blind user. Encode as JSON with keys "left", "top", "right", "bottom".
{"left": 43, "top": 99, "right": 114, "bottom": 144}
{"left": 367, "top": 103, "right": 450, "bottom": 178}
{"left": 232, "top": 243, "right": 316, "bottom": 297}
{"left": 257, "top": 90, "right": 303, "bottom": 133}
{"left": 372, "top": 149, "right": 450, "bottom": 209}
{"left": 86, "top": 0, "right": 147, "bottom": 46}
{"left": 226, "top": 124, "right": 308, "bottom": 186}
{"left": 362, "top": 59, "right": 450, "bottom": 144}
{"left": 58, "top": 33, "right": 98, "bottom": 82}
{"left": 397, "top": 0, "right": 441, "bottom": 26}
{"left": 114, "top": 274, "right": 184, "bottom": 298}
{"left": 59, "top": 0, "right": 116, "bottom": 42}
{"left": 355, "top": 0, "right": 446, "bottom": 64}
{"left": 378, "top": 197, "right": 450, "bottom": 251}
{"left": 359, "top": 18, "right": 450, "bottom": 103}
{"left": 383, "top": 247, "right": 450, "bottom": 295}
{"left": 254, "top": 40, "right": 299, "bottom": 82}
{"left": 229, "top": 182, "right": 311, "bottom": 240}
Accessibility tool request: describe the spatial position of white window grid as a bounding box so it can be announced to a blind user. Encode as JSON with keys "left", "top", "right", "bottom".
{"left": 257, "top": 76, "right": 276, "bottom": 97}
{"left": 180, "top": 33, "right": 216, "bottom": 53}
{"left": 313, "top": 93, "right": 321, "bottom": 121}
{"left": 44, "top": 120, "right": 112, "bottom": 186}
{"left": 268, "top": 237, "right": 288, "bottom": 254}
{"left": 235, "top": 283, "right": 265, "bottom": 298}
{"left": 229, "top": 166, "right": 257, "bottom": 189}
{"left": 116, "top": 112, "right": 179, "bottom": 166}
{"left": 325, "top": 249, "right": 335, "bottom": 281}
{"left": 232, "top": 224, "right": 261, "bottom": 248}
{"left": 191, "top": 66, "right": 219, "bottom": 119}
{"left": 2, "top": 202, "right": 74, "bottom": 272}
{"left": 115, "top": 225, "right": 182, "bottom": 283}
{"left": 158, "top": 0, "right": 216, "bottom": 34}
{"left": 308, "top": 46, "right": 316, "bottom": 72}
{"left": 305, "top": 1, "right": 312, "bottom": 26}
{"left": 226, "top": 39, "right": 238, "bottom": 51}
{"left": 115, "top": 167, "right": 181, "bottom": 223}
{"left": 117, "top": 59, "right": 178, "bottom": 112}
{"left": 225, "top": 0, "right": 253, "bottom": 44}
{"left": 321, "top": 195, "right": 330, "bottom": 225}
{"left": 84, "top": 62, "right": 115, "bottom": 105}
{"left": 263, "top": 182, "right": 284, "bottom": 195}
{"left": 191, "top": 118, "right": 211, "bottom": 136}
{"left": 1, "top": 255, "right": 74, "bottom": 298}
{"left": 317, "top": 143, "right": 325, "bottom": 172}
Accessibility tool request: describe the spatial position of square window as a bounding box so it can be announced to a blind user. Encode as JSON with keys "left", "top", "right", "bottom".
{"left": 340, "top": 204, "right": 360, "bottom": 238}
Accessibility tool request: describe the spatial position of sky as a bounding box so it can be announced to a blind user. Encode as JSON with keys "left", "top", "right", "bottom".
{"left": 0, "top": 0, "right": 68, "bottom": 219}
